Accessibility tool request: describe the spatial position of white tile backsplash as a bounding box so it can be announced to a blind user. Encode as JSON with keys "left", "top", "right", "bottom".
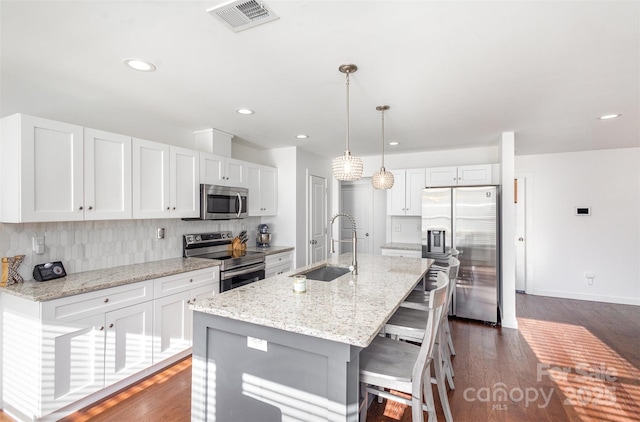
{"left": 0, "top": 217, "right": 261, "bottom": 281}
{"left": 389, "top": 216, "right": 422, "bottom": 244}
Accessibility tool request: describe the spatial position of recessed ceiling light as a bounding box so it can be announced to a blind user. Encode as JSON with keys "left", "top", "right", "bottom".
{"left": 388, "top": 141, "right": 399, "bottom": 146}
{"left": 236, "top": 108, "right": 255, "bottom": 115}
{"left": 598, "top": 114, "right": 621, "bottom": 120}
{"left": 296, "top": 134, "right": 309, "bottom": 139}
{"left": 123, "top": 58, "right": 156, "bottom": 72}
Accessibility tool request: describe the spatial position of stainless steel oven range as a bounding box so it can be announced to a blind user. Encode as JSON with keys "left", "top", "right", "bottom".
{"left": 183, "top": 231, "right": 265, "bottom": 292}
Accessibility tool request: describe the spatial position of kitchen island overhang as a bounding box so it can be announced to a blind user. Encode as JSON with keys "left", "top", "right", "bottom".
{"left": 190, "top": 253, "right": 433, "bottom": 421}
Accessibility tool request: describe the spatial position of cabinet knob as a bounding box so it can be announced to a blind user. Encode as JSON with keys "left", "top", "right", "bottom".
{"left": 166, "top": 207, "right": 170, "bottom": 210}
{"left": 173, "top": 207, "right": 176, "bottom": 210}
{"left": 79, "top": 206, "right": 84, "bottom": 211}
{"left": 99, "top": 326, "right": 104, "bottom": 331}
{"left": 104, "top": 298, "right": 109, "bottom": 303}
{"left": 109, "top": 323, "right": 114, "bottom": 328}
{"left": 187, "top": 300, "right": 191, "bottom": 304}
{"left": 88, "top": 206, "right": 93, "bottom": 210}
{"left": 189, "top": 278, "right": 193, "bottom": 282}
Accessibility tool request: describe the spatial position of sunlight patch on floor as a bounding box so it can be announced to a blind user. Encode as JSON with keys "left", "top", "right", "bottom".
{"left": 519, "top": 318, "right": 640, "bottom": 422}
{"left": 64, "top": 358, "right": 191, "bottom": 422}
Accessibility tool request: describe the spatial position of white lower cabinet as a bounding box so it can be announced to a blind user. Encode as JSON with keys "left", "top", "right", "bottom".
{"left": 265, "top": 250, "right": 293, "bottom": 278}
{"left": 48, "top": 300, "right": 155, "bottom": 409}
{"left": 153, "top": 291, "right": 192, "bottom": 363}
{"left": 0, "top": 267, "right": 219, "bottom": 421}
{"left": 104, "top": 301, "right": 154, "bottom": 386}
{"left": 381, "top": 248, "right": 422, "bottom": 258}
{"left": 152, "top": 269, "right": 219, "bottom": 364}
{"left": 44, "top": 314, "right": 106, "bottom": 414}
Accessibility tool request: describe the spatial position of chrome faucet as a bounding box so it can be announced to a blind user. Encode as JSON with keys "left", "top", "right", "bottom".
{"left": 329, "top": 213, "right": 358, "bottom": 275}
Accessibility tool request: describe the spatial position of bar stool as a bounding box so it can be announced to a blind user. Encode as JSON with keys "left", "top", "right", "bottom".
{"left": 359, "top": 272, "right": 449, "bottom": 422}
{"left": 383, "top": 260, "right": 460, "bottom": 422}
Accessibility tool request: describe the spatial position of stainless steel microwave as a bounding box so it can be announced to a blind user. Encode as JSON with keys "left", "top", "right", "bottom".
{"left": 200, "top": 184, "right": 248, "bottom": 220}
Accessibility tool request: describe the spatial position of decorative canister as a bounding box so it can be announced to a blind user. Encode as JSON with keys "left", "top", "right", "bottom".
{"left": 293, "top": 274, "right": 307, "bottom": 293}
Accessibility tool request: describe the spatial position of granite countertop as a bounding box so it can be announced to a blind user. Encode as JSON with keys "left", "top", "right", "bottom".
{"left": 381, "top": 242, "right": 422, "bottom": 251}
{"left": 0, "top": 257, "right": 221, "bottom": 302}
{"left": 190, "top": 253, "right": 432, "bottom": 348}
{"left": 244, "top": 245, "right": 295, "bottom": 256}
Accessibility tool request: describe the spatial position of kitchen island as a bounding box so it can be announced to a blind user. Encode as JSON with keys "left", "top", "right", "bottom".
{"left": 190, "top": 253, "right": 432, "bottom": 421}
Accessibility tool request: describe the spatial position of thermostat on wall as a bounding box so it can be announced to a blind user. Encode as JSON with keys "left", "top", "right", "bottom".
{"left": 575, "top": 207, "right": 591, "bottom": 216}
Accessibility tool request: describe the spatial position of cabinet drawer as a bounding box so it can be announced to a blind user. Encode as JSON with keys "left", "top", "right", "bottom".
{"left": 189, "top": 284, "right": 218, "bottom": 304}
{"left": 154, "top": 268, "right": 219, "bottom": 299}
{"left": 265, "top": 251, "right": 293, "bottom": 267}
{"left": 266, "top": 262, "right": 292, "bottom": 278}
{"left": 381, "top": 249, "right": 422, "bottom": 258}
{"left": 42, "top": 280, "right": 153, "bottom": 323}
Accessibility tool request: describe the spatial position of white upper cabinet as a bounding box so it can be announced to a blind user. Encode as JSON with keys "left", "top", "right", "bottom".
{"left": 170, "top": 146, "right": 200, "bottom": 218}
{"left": 133, "top": 140, "right": 200, "bottom": 219}
{"left": 425, "top": 164, "right": 493, "bottom": 186}
{"left": 7, "top": 114, "right": 84, "bottom": 222}
{"left": 84, "top": 128, "right": 132, "bottom": 220}
{"left": 387, "top": 168, "right": 425, "bottom": 216}
{"left": 200, "top": 152, "right": 247, "bottom": 188}
{"left": 0, "top": 114, "right": 131, "bottom": 222}
{"left": 132, "top": 138, "right": 170, "bottom": 219}
{"left": 247, "top": 163, "right": 277, "bottom": 216}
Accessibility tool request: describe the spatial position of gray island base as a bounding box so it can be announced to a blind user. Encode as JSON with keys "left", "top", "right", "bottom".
{"left": 190, "top": 253, "right": 432, "bottom": 421}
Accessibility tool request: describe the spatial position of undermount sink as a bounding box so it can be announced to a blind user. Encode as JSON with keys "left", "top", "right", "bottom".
{"left": 291, "top": 264, "right": 351, "bottom": 282}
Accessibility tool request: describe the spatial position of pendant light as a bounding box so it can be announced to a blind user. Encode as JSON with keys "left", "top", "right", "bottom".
{"left": 332, "top": 64, "right": 363, "bottom": 181}
{"left": 371, "top": 105, "right": 395, "bottom": 189}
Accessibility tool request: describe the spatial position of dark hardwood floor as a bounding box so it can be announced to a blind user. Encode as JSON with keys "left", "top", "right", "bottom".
{"left": 2, "top": 294, "right": 638, "bottom": 421}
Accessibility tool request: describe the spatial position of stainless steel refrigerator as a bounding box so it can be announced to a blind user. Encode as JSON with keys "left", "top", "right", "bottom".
{"left": 422, "top": 186, "right": 501, "bottom": 324}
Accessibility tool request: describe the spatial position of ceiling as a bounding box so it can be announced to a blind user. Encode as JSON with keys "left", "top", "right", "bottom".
{"left": 1, "top": 0, "right": 638, "bottom": 158}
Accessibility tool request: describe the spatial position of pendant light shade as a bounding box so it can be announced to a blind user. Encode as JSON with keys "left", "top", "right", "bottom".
{"left": 332, "top": 64, "right": 363, "bottom": 181}
{"left": 372, "top": 105, "right": 395, "bottom": 189}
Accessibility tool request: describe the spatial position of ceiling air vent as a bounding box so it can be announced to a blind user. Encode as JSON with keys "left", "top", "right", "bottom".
{"left": 207, "top": 0, "right": 279, "bottom": 32}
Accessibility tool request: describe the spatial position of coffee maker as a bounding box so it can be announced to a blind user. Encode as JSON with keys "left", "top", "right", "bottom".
{"left": 256, "top": 224, "right": 271, "bottom": 247}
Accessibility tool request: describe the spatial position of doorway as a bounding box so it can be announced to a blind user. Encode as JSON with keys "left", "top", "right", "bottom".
{"left": 515, "top": 173, "right": 533, "bottom": 293}
{"left": 340, "top": 179, "right": 386, "bottom": 255}
{"left": 307, "top": 174, "right": 327, "bottom": 265}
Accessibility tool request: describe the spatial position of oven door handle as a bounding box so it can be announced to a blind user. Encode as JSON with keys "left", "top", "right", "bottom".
{"left": 222, "top": 262, "right": 265, "bottom": 280}
{"left": 236, "top": 192, "right": 242, "bottom": 218}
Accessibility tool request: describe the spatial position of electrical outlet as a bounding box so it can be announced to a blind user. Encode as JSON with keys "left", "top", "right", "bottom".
{"left": 393, "top": 225, "right": 401, "bottom": 232}
{"left": 156, "top": 228, "right": 165, "bottom": 240}
{"left": 585, "top": 272, "right": 594, "bottom": 285}
{"left": 32, "top": 236, "right": 45, "bottom": 255}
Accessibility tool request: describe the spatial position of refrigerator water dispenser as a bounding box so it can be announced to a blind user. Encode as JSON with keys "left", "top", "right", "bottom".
{"left": 427, "top": 230, "right": 446, "bottom": 253}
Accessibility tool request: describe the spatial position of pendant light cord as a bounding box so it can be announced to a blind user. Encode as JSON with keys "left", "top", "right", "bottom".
{"left": 381, "top": 107, "right": 385, "bottom": 168}
{"left": 345, "top": 71, "right": 351, "bottom": 152}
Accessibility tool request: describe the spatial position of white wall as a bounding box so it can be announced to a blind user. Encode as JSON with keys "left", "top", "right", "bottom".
{"left": 516, "top": 147, "right": 640, "bottom": 305}
{"left": 360, "top": 145, "right": 499, "bottom": 176}
{"left": 296, "top": 149, "right": 333, "bottom": 268}
{"left": 500, "top": 132, "right": 517, "bottom": 329}
{"left": 261, "top": 147, "right": 297, "bottom": 258}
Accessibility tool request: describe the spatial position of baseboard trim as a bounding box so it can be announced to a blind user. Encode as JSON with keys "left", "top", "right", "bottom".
{"left": 501, "top": 318, "right": 519, "bottom": 330}
{"left": 530, "top": 289, "right": 640, "bottom": 306}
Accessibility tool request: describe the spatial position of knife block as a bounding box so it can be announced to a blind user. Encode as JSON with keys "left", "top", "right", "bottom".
{"left": 231, "top": 237, "right": 247, "bottom": 251}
